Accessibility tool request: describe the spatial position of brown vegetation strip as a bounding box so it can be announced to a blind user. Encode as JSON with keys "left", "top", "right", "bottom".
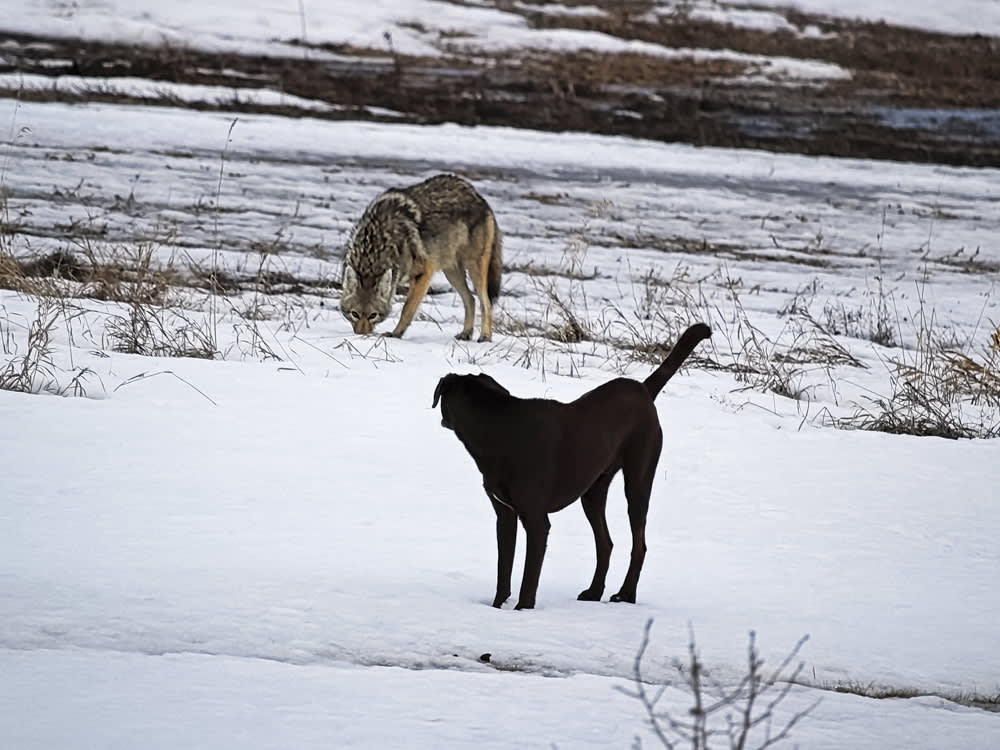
{"left": 1, "top": 1, "right": 998, "bottom": 165}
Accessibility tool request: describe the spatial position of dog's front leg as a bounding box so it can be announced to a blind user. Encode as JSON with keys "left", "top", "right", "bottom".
{"left": 490, "top": 496, "right": 517, "bottom": 608}
{"left": 514, "top": 512, "right": 551, "bottom": 610}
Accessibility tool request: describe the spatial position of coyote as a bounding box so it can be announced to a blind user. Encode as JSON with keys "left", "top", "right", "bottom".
{"left": 340, "top": 174, "right": 502, "bottom": 340}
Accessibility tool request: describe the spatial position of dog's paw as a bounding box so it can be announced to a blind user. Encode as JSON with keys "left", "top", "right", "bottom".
{"left": 609, "top": 591, "right": 637, "bottom": 604}
{"left": 577, "top": 588, "right": 603, "bottom": 601}
{"left": 454, "top": 330, "right": 472, "bottom": 341}
{"left": 477, "top": 334, "right": 492, "bottom": 343}
{"left": 491, "top": 593, "right": 510, "bottom": 609}
{"left": 513, "top": 600, "right": 535, "bottom": 610}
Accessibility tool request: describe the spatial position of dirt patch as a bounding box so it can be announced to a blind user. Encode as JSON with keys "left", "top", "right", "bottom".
{"left": 1, "top": 2, "right": 998, "bottom": 166}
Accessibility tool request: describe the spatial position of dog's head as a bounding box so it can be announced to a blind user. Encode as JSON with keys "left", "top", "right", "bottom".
{"left": 432, "top": 373, "right": 511, "bottom": 430}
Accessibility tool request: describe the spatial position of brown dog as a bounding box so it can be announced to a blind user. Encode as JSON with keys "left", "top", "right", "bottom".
{"left": 432, "top": 323, "right": 711, "bottom": 609}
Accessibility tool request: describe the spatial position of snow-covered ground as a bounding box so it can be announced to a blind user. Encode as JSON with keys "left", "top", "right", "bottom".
{"left": 7, "top": 0, "right": 1000, "bottom": 58}
{"left": 2, "top": 2, "right": 999, "bottom": 749}
{"left": 2, "top": 305, "right": 998, "bottom": 747}
{"left": 726, "top": 0, "right": 1000, "bottom": 36}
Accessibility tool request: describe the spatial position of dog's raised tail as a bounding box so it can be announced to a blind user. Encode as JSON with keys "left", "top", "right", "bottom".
{"left": 643, "top": 323, "right": 712, "bottom": 398}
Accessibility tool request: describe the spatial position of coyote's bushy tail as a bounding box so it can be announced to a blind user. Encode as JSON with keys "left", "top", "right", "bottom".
{"left": 643, "top": 323, "right": 712, "bottom": 399}
{"left": 487, "top": 219, "right": 502, "bottom": 302}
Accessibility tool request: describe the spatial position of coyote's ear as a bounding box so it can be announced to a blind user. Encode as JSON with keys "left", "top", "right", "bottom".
{"left": 375, "top": 267, "right": 394, "bottom": 300}
{"left": 342, "top": 263, "right": 359, "bottom": 290}
{"left": 432, "top": 374, "right": 457, "bottom": 408}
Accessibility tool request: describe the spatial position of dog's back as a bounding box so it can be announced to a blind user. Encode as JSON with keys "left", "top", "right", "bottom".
{"left": 437, "top": 376, "right": 652, "bottom": 510}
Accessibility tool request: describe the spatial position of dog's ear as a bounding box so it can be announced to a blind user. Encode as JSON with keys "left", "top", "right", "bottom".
{"left": 432, "top": 374, "right": 457, "bottom": 408}
{"left": 474, "top": 373, "right": 511, "bottom": 397}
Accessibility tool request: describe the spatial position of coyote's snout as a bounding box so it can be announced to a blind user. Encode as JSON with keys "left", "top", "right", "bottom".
{"left": 340, "top": 174, "right": 502, "bottom": 340}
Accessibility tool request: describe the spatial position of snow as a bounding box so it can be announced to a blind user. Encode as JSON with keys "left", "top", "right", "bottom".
{"left": 2, "top": 302, "right": 999, "bottom": 747}
{"left": 449, "top": 27, "right": 850, "bottom": 82}
{"left": 0, "top": 73, "right": 341, "bottom": 112}
{"left": 6, "top": 649, "right": 997, "bottom": 750}
{"left": 4, "top": 0, "right": 515, "bottom": 57}
{"left": 6, "top": 0, "right": 997, "bottom": 63}
{"left": 2, "top": 1, "right": 1000, "bottom": 749}
{"left": 725, "top": 0, "right": 1000, "bottom": 37}
{"left": 513, "top": 2, "right": 607, "bottom": 19}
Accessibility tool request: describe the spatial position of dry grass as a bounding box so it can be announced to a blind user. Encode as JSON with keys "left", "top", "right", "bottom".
{"left": 503, "top": 259, "right": 600, "bottom": 282}
{"left": 835, "top": 276, "right": 1000, "bottom": 440}
{"left": 811, "top": 679, "right": 1000, "bottom": 712}
{"left": 839, "top": 357, "right": 1000, "bottom": 439}
{"left": 1, "top": 239, "right": 179, "bottom": 304}
{"left": 0, "top": 233, "right": 341, "bottom": 366}
{"left": 820, "top": 295, "right": 896, "bottom": 348}
{"left": 0, "top": 296, "right": 95, "bottom": 396}
{"left": 599, "top": 261, "right": 713, "bottom": 372}
{"left": 104, "top": 304, "right": 217, "bottom": 359}
{"left": 499, "top": 253, "right": 875, "bottom": 403}
{"left": 3, "top": 166, "right": 997, "bottom": 442}
{"left": 8, "top": 219, "right": 993, "bottom": 441}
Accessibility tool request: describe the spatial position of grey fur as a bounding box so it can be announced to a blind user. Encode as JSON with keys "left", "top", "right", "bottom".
{"left": 340, "top": 174, "right": 502, "bottom": 340}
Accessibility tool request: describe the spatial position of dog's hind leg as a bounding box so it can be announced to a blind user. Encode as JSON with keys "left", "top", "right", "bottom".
{"left": 610, "top": 493, "right": 649, "bottom": 603}
{"left": 611, "top": 445, "right": 660, "bottom": 603}
{"left": 490, "top": 495, "right": 517, "bottom": 608}
{"left": 514, "top": 511, "right": 551, "bottom": 610}
{"left": 577, "top": 473, "right": 614, "bottom": 602}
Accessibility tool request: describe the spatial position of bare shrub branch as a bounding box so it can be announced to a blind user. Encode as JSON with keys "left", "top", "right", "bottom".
{"left": 621, "top": 619, "right": 818, "bottom": 750}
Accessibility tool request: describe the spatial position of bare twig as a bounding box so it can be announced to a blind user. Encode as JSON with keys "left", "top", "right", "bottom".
{"left": 622, "top": 619, "right": 818, "bottom": 750}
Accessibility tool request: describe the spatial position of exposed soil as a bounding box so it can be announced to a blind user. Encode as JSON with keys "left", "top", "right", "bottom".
{"left": 2, "top": 1, "right": 999, "bottom": 166}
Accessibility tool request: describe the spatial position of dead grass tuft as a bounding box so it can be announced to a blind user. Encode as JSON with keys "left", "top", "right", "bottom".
{"left": 836, "top": 275, "right": 1000, "bottom": 439}
{"left": 0, "top": 297, "right": 95, "bottom": 396}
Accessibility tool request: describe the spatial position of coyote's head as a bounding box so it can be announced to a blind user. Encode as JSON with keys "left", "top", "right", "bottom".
{"left": 340, "top": 264, "right": 394, "bottom": 334}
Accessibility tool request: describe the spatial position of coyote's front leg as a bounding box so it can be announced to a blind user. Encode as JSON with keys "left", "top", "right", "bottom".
{"left": 389, "top": 259, "right": 435, "bottom": 338}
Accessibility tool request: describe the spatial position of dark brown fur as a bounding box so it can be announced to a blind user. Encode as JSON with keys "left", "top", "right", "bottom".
{"left": 432, "top": 323, "right": 712, "bottom": 609}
